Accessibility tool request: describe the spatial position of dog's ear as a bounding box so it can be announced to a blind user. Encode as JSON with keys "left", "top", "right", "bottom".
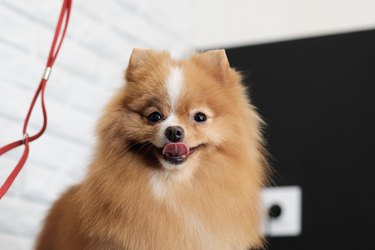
{"left": 128, "top": 48, "right": 153, "bottom": 68}
{"left": 192, "top": 50, "right": 231, "bottom": 82}
{"left": 126, "top": 48, "right": 170, "bottom": 82}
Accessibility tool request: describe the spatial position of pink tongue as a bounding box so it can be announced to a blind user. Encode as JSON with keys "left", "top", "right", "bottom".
{"left": 162, "top": 143, "right": 189, "bottom": 158}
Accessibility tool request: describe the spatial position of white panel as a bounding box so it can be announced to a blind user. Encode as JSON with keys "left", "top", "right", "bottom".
{"left": 262, "top": 186, "right": 302, "bottom": 237}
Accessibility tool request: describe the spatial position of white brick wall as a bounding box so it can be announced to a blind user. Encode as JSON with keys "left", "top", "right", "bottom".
{"left": 0, "top": 0, "right": 191, "bottom": 249}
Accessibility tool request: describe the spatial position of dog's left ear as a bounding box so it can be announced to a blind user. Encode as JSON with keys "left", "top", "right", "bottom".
{"left": 192, "top": 49, "right": 231, "bottom": 82}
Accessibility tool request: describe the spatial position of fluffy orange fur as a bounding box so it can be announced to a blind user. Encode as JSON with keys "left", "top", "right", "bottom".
{"left": 35, "top": 49, "right": 268, "bottom": 250}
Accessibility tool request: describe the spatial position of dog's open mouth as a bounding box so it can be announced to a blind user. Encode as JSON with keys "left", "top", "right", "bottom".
{"left": 159, "top": 143, "right": 201, "bottom": 165}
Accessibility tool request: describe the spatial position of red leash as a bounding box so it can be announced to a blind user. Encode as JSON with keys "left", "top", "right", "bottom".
{"left": 0, "top": 0, "right": 73, "bottom": 199}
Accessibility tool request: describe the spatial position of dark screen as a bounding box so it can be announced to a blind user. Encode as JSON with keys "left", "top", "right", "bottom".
{"left": 225, "top": 29, "right": 375, "bottom": 250}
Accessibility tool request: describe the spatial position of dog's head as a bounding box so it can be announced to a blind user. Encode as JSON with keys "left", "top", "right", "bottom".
{"left": 97, "top": 49, "right": 259, "bottom": 171}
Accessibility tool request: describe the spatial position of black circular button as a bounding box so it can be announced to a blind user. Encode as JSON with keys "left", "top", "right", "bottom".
{"left": 268, "top": 204, "right": 282, "bottom": 219}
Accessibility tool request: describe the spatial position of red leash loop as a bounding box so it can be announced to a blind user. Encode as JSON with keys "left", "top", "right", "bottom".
{"left": 0, "top": 0, "right": 73, "bottom": 199}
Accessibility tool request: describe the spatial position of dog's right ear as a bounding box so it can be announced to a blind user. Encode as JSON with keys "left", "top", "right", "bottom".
{"left": 126, "top": 48, "right": 170, "bottom": 82}
{"left": 126, "top": 48, "right": 152, "bottom": 82}
{"left": 128, "top": 48, "right": 151, "bottom": 68}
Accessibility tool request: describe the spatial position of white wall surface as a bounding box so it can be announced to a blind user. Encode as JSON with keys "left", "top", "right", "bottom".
{"left": 190, "top": 0, "right": 375, "bottom": 48}
{"left": 0, "top": 0, "right": 191, "bottom": 249}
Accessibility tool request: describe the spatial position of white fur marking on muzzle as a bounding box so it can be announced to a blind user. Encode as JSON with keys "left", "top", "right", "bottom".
{"left": 157, "top": 66, "right": 184, "bottom": 146}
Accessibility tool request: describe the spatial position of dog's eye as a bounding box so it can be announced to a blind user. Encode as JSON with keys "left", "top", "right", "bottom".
{"left": 147, "top": 111, "right": 162, "bottom": 123}
{"left": 193, "top": 112, "right": 207, "bottom": 123}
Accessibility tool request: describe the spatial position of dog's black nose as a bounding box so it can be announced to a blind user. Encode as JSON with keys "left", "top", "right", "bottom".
{"left": 165, "top": 126, "right": 184, "bottom": 142}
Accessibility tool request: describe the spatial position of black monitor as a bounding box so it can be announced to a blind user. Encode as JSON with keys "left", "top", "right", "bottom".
{"left": 225, "top": 29, "right": 375, "bottom": 250}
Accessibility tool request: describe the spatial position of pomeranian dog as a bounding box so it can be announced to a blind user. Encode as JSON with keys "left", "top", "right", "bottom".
{"left": 35, "top": 49, "right": 268, "bottom": 250}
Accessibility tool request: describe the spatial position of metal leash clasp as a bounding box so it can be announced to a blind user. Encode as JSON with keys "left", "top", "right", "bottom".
{"left": 22, "top": 133, "right": 29, "bottom": 145}
{"left": 42, "top": 67, "right": 52, "bottom": 81}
